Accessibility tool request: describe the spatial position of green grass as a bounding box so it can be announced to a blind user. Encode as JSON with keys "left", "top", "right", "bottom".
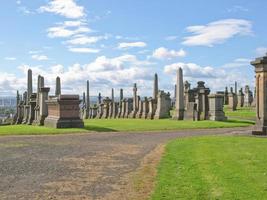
{"left": 0, "top": 118, "right": 254, "bottom": 136}
{"left": 84, "top": 119, "right": 254, "bottom": 132}
{"left": 224, "top": 106, "right": 256, "bottom": 120}
{"left": 0, "top": 125, "right": 86, "bottom": 136}
{"left": 151, "top": 135, "right": 267, "bottom": 200}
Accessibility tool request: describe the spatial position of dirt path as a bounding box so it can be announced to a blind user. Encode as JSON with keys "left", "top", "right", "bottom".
{"left": 0, "top": 127, "right": 252, "bottom": 200}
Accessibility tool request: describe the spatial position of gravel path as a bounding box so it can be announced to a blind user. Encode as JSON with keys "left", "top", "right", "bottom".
{"left": 0, "top": 127, "right": 252, "bottom": 200}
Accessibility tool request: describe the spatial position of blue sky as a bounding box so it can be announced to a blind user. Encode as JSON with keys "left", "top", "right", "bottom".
{"left": 0, "top": 0, "right": 266, "bottom": 97}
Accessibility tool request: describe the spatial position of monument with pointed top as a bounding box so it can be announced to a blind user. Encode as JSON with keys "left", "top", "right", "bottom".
{"left": 173, "top": 68, "right": 184, "bottom": 120}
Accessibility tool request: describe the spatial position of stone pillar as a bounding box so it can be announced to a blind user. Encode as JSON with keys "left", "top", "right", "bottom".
{"left": 228, "top": 87, "right": 237, "bottom": 111}
{"left": 39, "top": 87, "right": 50, "bottom": 125}
{"left": 251, "top": 54, "right": 267, "bottom": 135}
{"left": 96, "top": 104, "right": 104, "bottom": 119}
{"left": 102, "top": 97, "right": 111, "bottom": 119}
{"left": 147, "top": 98, "right": 157, "bottom": 119}
{"left": 129, "top": 83, "right": 138, "bottom": 118}
{"left": 109, "top": 88, "right": 114, "bottom": 118}
{"left": 153, "top": 73, "right": 158, "bottom": 100}
{"left": 141, "top": 97, "right": 149, "bottom": 119}
{"left": 81, "top": 92, "right": 87, "bottom": 119}
{"left": 85, "top": 80, "right": 90, "bottom": 119}
{"left": 55, "top": 76, "right": 61, "bottom": 96}
{"left": 27, "top": 69, "right": 33, "bottom": 102}
{"left": 124, "top": 98, "right": 133, "bottom": 118}
{"left": 235, "top": 81, "right": 237, "bottom": 95}
{"left": 136, "top": 98, "right": 143, "bottom": 118}
{"left": 98, "top": 93, "right": 102, "bottom": 104}
{"left": 237, "top": 88, "right": 244, "bottom": 107}
{"left": 120, "top": 99, "right": 127, "bottom": 118}
{"left": 208, "top": 94, "right": 227, "bottom": 121}
{"left": 173, "top": 68, "right": 184, "bottom": 120}
{"left": 224, "top": 87, "right": 229, "bottom": 105}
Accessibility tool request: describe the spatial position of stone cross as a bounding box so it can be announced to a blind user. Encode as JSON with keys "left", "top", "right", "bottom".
{"left": 173, "top": 68, "right": 184, "bottom": 120}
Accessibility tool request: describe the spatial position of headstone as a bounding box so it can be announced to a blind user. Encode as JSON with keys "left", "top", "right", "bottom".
{"left": 96, "top": 103, "right": 104, "bottom": 119}
{"left": 173, "top": 68, "right": 184, "bottom": 120}
{"left": 208, "top": 94, "right": 227, "bottom": 121}
{"left": 44, "top": 95, "right": 84, "bottom": 128}
{"left": 228, "top": 87, "right": 237, "bottom": 111}
{"left": 224, "top": 87, "right": 229, "bottom": 105}
{"left": 136, "top": 98, "right": 143, "bottom": 118}
{"left": 86, "top": 80, "right": 90, "bottom": 119}
{"left": 109, "top": 88, "right": 114, "bottom": 118}
{"left": 154, "top": 91, "right": 171, "bottom": 119}
{"left": 27, "top": 93, "right": 37, "bottom": 125}
{"left": 147, "top": 98, "right": 157, "bottom": 119}
{"left": 244, "top": 85, "right": 253, "bottom": 107}
{"left": 102, "top": 97, "right": 111, "bottom": 119}
{"left": 237, "top": 88, "right": 244, "bottom": 107}
{"left": 194, "top": 81, "right": 210, "bottom": 120}
{"left": 141, "top": 97, "right": 149, "bottom": 119}
{"left": 251, "top": 54, "right": 267, "bottom": 135}
{"left": 184, "top": 102, "right": 197, "bottom": 120}
{"left": 124, "top": 98, "right": 133, "bottom": 118}
{"left": 39, "top": 87, "right": 50, "bottom": 125}
{"left": 184, "top": 80, "right": 195, "bottom": 110}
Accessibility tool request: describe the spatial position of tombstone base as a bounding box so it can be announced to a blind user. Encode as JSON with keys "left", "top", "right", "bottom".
{"left": 44, "top": 117, "right": 84, "bottom": 129}
{"left": 252, "top": 126, "right": 267, "bottom": 135}
{"left": 172, "top": 109, "right": 184, "bottom": 120}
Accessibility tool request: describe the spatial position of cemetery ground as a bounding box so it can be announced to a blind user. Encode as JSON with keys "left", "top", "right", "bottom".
{"left": 0, "top": 107, "right": 263, "bottom": 200}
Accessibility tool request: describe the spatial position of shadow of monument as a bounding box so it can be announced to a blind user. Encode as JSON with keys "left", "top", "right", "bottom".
{"left": 83, "top": 125, "right": 118, "bottom": 132}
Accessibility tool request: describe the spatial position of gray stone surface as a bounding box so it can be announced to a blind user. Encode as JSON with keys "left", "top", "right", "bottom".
{"left": 173, "top": 68, "right": 184, "bottom": 120}
{"left": 208, "top": 94, "right": 227, "bottom": 121}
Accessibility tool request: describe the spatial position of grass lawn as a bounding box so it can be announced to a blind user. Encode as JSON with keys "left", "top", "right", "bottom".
{"left": 0, "top": 119, "right": 254, "bottom": 136}
{"left": 84, "top": 119, "right": 254, "bottom": 132}
{"left": 224, "top": 106, "right": 256, "bottom": 121}
{"left": 151, "top": 136, "right": 267, "bottom": 200}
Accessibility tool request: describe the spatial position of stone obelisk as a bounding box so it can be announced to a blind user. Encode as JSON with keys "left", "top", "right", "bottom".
{"left": 55, "top": 76, "right": 61, "bottom": 96}
{"left": 27, "top": 69, "right": 32, "bottom": 103}
{"left": 86, "top": 80, "right": 90, "bottom": 118}
{"left": 153, "top": 73, "right": 158, "bottom": 100}
{"left": 173, "top": 68, "right": 184, "bottom": 120}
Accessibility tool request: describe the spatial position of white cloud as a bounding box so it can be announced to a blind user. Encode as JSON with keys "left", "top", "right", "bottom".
{"left": 16, "top": 0, "right": 21, "bottom": 5}
{"left": 66, "top": 35, "right": 108, "bottom": 45}
{"left": 221, "top": 58, "right": 251, "bottom": 69}
{"left": 256, "top": 47, "right": 267, "bottom": 56}
{"left": 31, "top": 54, "right": 49, "bottom": 61}
{"left": 118, "top": 42, "right": 147, "bottom": 49}
{"left": 182, "top": 19, "right": 252, "bottom": 47}
{"left": 39, "top": 0, "right": 85, "bottom": 19}
{"left": 152, "top": 47, "right": 186, "bottom": 60}
{"left": 47, "top": 25, "right": 91, "bottom": 38}
{"left": 5, "top": 57, "right": 16, "bottom": 61}
{"left": 68, "top": 47, "right": 100, "bottom": 53}
{"left": 164, "top": 62, "right": 253, "bottom": 92}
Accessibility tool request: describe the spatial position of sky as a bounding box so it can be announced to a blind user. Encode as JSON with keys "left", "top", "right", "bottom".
{"left": 0, "top": 0, "right": 267, "bottom": 97}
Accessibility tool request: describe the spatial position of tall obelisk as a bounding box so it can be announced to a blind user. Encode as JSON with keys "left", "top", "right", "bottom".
{"left": 173, "top": 68, "right": 184, "bottom": 120}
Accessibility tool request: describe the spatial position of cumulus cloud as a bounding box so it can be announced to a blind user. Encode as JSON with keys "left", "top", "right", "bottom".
{"left": 256, "top": 47, "right": 267, "bottom": 56}
{"left": 118, "top": 42, "right": 147, "bottom": 49}
{"left": 66, "top": 35, "right": 108, "bottom": 45}
{"left": 164, "top": 62, "right": 253, "bottom": 92}
{"left": 152, "top": 47, "right": 186, "bottom": 60}
{"left": 68, "top": 47, "right": 100, "bottom": 53}
{"left": 47, "top": 24, "right": 91, "bottom": 38}
{"left": 1, "top": 54, "right": 155, "bottom": 96}
{"left": 39, "top": 0, "right": 85, "bottom": 19}
{"left": 221, "top": 58, "right": 251, "bottom": 68}
{"left": 31, "top": 54, "right": 49, "bottom": 61}
{"left": 182, "top": 19, "right": 252, "bottom": 47}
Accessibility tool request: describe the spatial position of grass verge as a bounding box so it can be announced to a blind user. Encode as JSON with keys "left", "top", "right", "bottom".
{"left": 151, "top": 135, "right": 267, "bottom": 200}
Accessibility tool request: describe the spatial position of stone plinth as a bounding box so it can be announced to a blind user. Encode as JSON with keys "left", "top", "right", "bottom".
{"left": 251, "top": 54, "right": 267, "bottom": 135}
{"left": 44, "top": 95, "right": 84, "bottom": 128}
{"left": 228, "top": 92, "right": 237, "bottom": 111}
{"left": 208, "top": 94, "right": 227, "bottom": 121}
{"left": 184, "top": 102, "right": 197, "bottom": 120}
{"left": 154, "top": 91, "right": 171, "bottom": 119}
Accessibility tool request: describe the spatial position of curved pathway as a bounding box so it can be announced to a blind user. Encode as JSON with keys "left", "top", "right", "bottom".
{"left": 0, "top": 127, "right": 252, "bottom": 200}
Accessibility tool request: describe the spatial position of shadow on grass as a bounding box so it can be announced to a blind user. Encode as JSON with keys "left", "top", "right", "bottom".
{"left": 225, "top": 119, "right": 255, "bottom": 125}
{"left": 84, "top": 125, "right": 118, "bottom": 132}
